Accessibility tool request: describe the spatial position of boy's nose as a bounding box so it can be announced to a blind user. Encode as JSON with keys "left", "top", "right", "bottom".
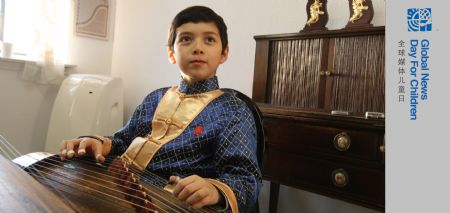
{"left": 193, "top": 49, "right": 204, "bottom": 55}
{"left": 192, "top": 41, "right": 204, "bottom": 55}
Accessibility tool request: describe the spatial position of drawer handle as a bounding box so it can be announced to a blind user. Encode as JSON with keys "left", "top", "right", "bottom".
{"left": 333, "top": 132, "right": 351, "bottom": 151}
{"left": 332, "top": 168, "right": 349, "bottom": 187}
{"left": 319, "top": 71, "right": 333, "bottom": 76}
{"left": 379, "top": 144, "right": 385, "bottom": 153}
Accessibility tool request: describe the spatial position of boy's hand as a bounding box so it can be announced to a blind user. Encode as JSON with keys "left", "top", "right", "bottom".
{"left": 170, "top": 175, "right": 221, "bottom": 209}
{"left": 59, "top": 137, "right": 111, "bottom": 162}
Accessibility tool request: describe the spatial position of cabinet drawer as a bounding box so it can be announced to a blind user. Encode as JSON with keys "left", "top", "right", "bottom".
{"left": 264, "top": 116, "right": 384, "bottom": 163}
{"left": 263, "top": 147, "right": 384, "bottom": 210}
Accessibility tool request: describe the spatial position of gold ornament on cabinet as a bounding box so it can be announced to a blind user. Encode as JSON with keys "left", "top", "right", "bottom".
{"left": 301, "top": 0, "right": 328, "bottom": 32}
{"left": 345, "top": 0, "right": 374, "bottom": 29}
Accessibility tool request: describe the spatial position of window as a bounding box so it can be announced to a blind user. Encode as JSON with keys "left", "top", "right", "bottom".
{"left": 1, "top": 0, "right": 70, "bottom": 62}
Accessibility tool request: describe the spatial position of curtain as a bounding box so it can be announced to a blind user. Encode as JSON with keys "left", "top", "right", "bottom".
{"left": 21, "top": 0, "right": 68, "bottom": 84}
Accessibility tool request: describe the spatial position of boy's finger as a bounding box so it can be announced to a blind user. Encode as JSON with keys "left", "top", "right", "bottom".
{"left": 176, "top": 179, "right": 202, "bottom": 201}
{"left": 169, "top": 176, "right": 181, "bottom": 184}
{"left": 93, "top": 140, "right": 104, "bottom": 162}
{"left": 59, "top": 140, "right": 68, "bottom": 160}
{"left": 77, "top": 139, "right": 87, "bottom": 156}
{"left": 172, "top": 177, "right": 195, "bottom": 197}
{"left": 186, "top": 188, "right": 208, "bottom": 206}
{"left": 66, "top": 139, "right": 80, "bottom": 158}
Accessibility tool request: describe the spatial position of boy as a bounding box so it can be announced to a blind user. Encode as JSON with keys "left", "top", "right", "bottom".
{"left": 60, "top": 5, "right": 261, "bottom": 213}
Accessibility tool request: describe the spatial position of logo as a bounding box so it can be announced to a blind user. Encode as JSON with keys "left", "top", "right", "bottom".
{"left": 407, "top": 8, "right": 432, "bottom": 32}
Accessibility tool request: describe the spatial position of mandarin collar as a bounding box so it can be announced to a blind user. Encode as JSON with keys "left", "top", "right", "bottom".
{"left": 178, "top": 76, "right": 219, "bottom": 94}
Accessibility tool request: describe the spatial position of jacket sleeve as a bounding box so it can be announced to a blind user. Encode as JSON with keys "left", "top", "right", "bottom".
{"left": 211, "top": 101, "right": 262, "bottom": 212}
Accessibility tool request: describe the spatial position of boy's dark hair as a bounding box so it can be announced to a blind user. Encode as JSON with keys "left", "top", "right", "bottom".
{"left": 168, "top": 6, "right": 228, "bottom": 53}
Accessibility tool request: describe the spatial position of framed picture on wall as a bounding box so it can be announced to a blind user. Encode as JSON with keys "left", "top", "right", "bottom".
{"left": 75, "top": 0, "right": 110, "bottom": 40}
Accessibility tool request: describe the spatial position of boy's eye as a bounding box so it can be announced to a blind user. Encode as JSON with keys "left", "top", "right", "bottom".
{"left": 205, "top": 37, "right": 216, "bottom": 43}
{"left": 179, "top": 36, "right": 192, "bottom": 43}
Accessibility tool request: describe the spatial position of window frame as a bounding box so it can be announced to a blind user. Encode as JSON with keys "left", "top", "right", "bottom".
{"left": 0, "top": 0, "right": 5, "bottom": 41}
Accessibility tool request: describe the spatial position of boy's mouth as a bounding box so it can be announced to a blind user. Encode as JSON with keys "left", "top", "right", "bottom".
{"left": 190, "top": 59, "right": 206, "bottom": 65}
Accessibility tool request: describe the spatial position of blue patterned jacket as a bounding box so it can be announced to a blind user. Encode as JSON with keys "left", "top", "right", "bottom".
{"left": 109, "top": 76, "right": 262, "bottom": 212}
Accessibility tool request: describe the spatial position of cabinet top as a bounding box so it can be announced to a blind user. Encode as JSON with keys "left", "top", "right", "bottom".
{"left": 258, "top": 103, "right": 385, "bottom": 129}
{"left": 254, "top": 26, "right": 385, "bottom": 41}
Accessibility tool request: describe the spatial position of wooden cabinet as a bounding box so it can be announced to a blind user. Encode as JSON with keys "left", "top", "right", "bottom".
{"left": 253, "top": 27, "right": 385, "bottom": 114}
{"left": 252, "top": 27, "right": 385, "bottom": 211}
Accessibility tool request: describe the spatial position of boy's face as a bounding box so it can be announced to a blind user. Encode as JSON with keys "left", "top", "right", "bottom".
{"left": 168, "top": 22, "right": 228, "bottom": 84}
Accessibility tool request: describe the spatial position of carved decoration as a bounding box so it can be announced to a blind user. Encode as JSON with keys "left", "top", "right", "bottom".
{"left": 345, "top": 0, "right": 374, "bottom": 29}
{"left": 301, "top": 0, "right": 328, "bottom": 32}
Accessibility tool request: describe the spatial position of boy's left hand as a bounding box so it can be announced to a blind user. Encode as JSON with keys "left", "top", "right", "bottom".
{"left": 170, "top": 175, "right": 221, "bottom": 209}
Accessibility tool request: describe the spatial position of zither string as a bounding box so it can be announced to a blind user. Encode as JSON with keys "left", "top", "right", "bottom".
{"left": 26, "top": 167, "right": 138, "bottom": 213}
{"left": 54, "top": 155, "right": 212, "bottom": 213}
{"left": 71, "top": 156, "right": 212, "bottom": 213}
{"left": 76, "top": 156, "right": 212, "bottom": 213}
{"left": 2, "top": 135, "right": 213, "bottom": 213}
{"left": 72, "top": 156, "right": 213, "bottom": 213}
{"left": 10, "top": 159, "right": 137, "bottom": 213}
{"left": 0, "top": 135, "right": 84, "bottom": 212}
{"left": 26, "top": 165, "right": 160, "bottom": 213}
{"left": 80, "top": 156, "right": 169, "bottom": 187}
{"left": 96, "top": 157, "right": 211, "bottom": 213}
{"left": 29, "top": 156, "right": 192, "bottom": 213}
{"left": 0, "top": 134, "right": 22, "bottom": 160}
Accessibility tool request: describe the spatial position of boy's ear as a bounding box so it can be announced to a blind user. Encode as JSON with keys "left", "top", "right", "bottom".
{"left": 168, "top": 47, "right": 176, "bottom": 64}
{"left": 220, "top": 47, "right": 229, "bottom": 64}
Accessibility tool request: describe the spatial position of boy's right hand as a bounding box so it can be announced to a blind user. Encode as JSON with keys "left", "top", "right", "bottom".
{"left": 59, "top": 137, "right": 112, "bottom": 162}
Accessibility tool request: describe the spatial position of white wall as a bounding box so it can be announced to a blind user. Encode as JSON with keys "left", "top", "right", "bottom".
{"left": 111, "top": 1, "right": 385, "bottom": 213}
